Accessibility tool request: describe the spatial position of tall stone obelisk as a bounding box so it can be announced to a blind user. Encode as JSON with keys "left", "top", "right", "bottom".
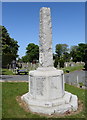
{"left": 39, "top": 7, "right": 53, "bottom": 67}
{"left": 21, "top": 7, "right": 78, "bottom": 115}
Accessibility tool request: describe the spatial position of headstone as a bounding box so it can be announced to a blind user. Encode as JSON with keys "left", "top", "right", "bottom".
{"left": 21, "top": 7, "right": 78, "bottom": 115}
{"left": 11, "top": 60, "right": 16, "bottom": 69}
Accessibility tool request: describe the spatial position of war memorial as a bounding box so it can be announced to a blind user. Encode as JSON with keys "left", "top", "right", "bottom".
{"left": 21, "top": 7, "right": 78, "bottom": 115}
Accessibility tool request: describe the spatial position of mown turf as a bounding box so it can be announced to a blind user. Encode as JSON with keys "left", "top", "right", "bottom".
{"left": 61, "top": 65, "right": 84, "bottom": 73}
{"left": 2, "top": 82, "right": 87, "bottom": 119}
{"left": 2, "top": 69, "right": 14, "bottom": 75}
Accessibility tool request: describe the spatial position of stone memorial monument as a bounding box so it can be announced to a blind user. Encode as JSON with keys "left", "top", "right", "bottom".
{"left": 21, "top": 7, "right": 78, "bottom": 115}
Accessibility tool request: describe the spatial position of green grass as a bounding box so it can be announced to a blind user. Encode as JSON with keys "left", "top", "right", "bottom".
{"left": 2, "top": 82, "right": 87, "bottom": 119}
{"left": 65, "top": 84, "right": 86, "bottom": 118}
{"left": 2, "top": 69, "right": 29, "bottom": 75}
{"left": 2, "top": 82, "right": 45, "bottom": 119}
{"left": 61, "top": 65, "right": 84, "bottom": 73}
{"left": 2, "top": 69, "right": 14, "bottom": 75}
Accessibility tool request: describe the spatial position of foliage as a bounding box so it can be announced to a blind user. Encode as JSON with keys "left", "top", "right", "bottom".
{"left": 54, "top": 44, "right": 69, "bottom": 67}
{"left": 61, "top": 65, "right": 84, "bottom": 73}
{"left": 70, "top": 43, "right": 87, "bottom": 62}
{"left": 21, "top": 43, "right": 39, "bottom": 63}
{"left": 59, "top": 58, "right": 65, "bottom": 68}
{"left": 84, "top": 49, "right": 87, "bottom": 70}
{"left": 79, "top": 82, "right": 84, "bottom": 86}
{"left": 2, "top": 54, "right": 16, "bottom": 68}
{"left": 21, "top": 55, "right": 29, "bottom": 63}
{"left": 63, "top": 52, "right": 71, "bottom": 62}
{"left": 26, "top": 43, "right": 39, "bottom": 62}
{"left": 54, "top": 43, "right": 87, "bottom": 68}
{"left": 0, "top": 25, "right": 19, "bottom": 67}
{"left": 2, "top": 82, "right": 86, "bottom": 118}
{"left": 54, "top": 57, "right": 59, "bottom": 68}
{"left": 1, "top": 26, "right": 19, "bottom": 56}
{"left": 55, "top": 44, "right": 68, "bottom": 58}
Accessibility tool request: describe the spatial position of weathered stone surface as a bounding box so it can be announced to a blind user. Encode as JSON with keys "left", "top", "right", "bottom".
{"left": 28, "top": 69, "right": 64, "bottom": 100}
{"left": 21, "top": 91, "right": 78, "bottom": 115}
{"left": 21, "top": 7, "right": 78, "bottom": 115}
{"left": 39, "top": 7, "right": 53, "bottom": 67}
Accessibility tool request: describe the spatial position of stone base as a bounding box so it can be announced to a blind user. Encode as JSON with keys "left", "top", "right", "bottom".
{"left": 21, "top": 91, "right": 78, "bottom": 115}
{"left": 28, "top": 67, "right": 65, "bottom": 100}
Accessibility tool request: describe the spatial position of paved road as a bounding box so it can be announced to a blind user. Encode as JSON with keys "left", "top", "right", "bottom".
{"left": 0, "top": 75, "right": 29, "bottom": 82}
{"left": 1, "top": 70, "right": 87, "bottom": 86}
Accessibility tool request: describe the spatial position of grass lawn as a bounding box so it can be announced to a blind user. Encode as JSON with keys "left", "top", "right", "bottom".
{"left": 2, "top": 82, "right": 87, "bottom": 119}
{"left": 61, "top": 65, "right": 84, "bottom": 73}
{"left": 2, "top": 69, "right": 14, "bottom": 75}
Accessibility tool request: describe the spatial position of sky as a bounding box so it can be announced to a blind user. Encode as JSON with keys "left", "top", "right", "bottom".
{"left": 2, "top": 2, "right": 85, "bottom": 58}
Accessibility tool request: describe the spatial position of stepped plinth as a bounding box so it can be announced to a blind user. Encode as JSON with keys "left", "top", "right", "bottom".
{"left": 21, "top": 7, "right": 78, "bottom": 115}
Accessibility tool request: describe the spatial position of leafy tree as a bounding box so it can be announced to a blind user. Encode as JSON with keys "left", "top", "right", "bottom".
{"left": 63, "top": 52, "right": 71, "bottom": 62}
{"left": 55, "top": 44, "right": 68, "bottom": 58}
{"left": 54, "top": 44, "right": 69, "bottom": 68}
{"left": 70, "top": 45, "right": 78, "bottom": 62}
{"left": 54, "top": 57, "right": 59, "bottom": 68}
{"left": 0, "top": 25, "right": 19, "bottom": 67}
{"left": 84, "top": 49, "right": 87, "bottom": 70}
{"left": 21, "top": 56, "right": 29, "bottom": 63}
{"left": 70, "top": 43, "right": 87, "bottom": 62}
{"left": 77, "top": 43, "right": 87, "bottom": 62}
{"left": 21, "top": 43, "right": 39, "bottom": 63}
{"left": 59, "top": 58, "right": 65, "bottom": 68}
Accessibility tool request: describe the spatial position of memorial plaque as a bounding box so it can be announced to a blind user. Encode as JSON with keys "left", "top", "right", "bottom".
{"left": 36, "top": 77, "right": 45, "bottom": 96}
{"left": 50, "top": 76, "right": 58, "bottom": 89}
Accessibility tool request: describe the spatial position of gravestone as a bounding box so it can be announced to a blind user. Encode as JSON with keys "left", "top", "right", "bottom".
{"left": 21, "top": 7, "right": 78, "bottom": 115}
{"left": 11, "top": 60, "right": 16, "bottom": 69}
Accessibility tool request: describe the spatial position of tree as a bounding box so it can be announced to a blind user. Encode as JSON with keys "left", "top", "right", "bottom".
{"left": 63, "top": 52, "right": 71, "bottom": 62}
{"left": 84, "top": 49, "right": 87, "bottom": 70}
{"left": 0, "top": 25, "right": 19, "bottom": 67}
{"left": 77, "top": 43, "right": 87, "bottom": 62}
{"left": 54, "top": 57, "right": 59, "bottom": 68}
{"left": 70, "top": 43, "right": 87, "bottom": 62}
{"left": 21, "top": 56, "right": 29, "bottom": 63}
{"left": 55, "top": 44, "right": 68, "bottom": 58}
{"left": 59, "top": 57, "right": 65, "bottom": 68}
{"left": 54, "top": 44, "right": 69, "bottom": 68}
{"left": 22, "top": 43, "right": 39, "bottom": 63}
{"left": 70, "top": 45, "right": 78, "bottom": 62}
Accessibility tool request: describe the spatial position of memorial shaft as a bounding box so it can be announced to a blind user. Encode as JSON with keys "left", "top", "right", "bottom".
{"left": 21, "top": 7, "right": 78, "bottom": 115}
{"left": 39, "top": 7, "right": 53, "bottom": 67}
